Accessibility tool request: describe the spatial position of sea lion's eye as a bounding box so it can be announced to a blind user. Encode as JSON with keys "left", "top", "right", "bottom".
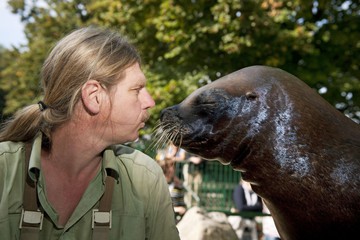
{"left": 195, "top": 94, "right": 216, "bottom": 106}
{"left": 201, "top": 101, "right": 217, "bottom": 106}
{"left": 195, "top": 88, "right": 229, "bottom": 108}
{"left": 197, "top": 96, "right": 219, "bottom": 107}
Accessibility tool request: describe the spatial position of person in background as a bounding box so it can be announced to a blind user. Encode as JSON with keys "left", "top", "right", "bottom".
{"left": 158, "top": 156, "right": 187, "bottom": 223}
{"left": 163, "top": 143, "right": 187, "bottom": 221}
{"left": 233, "top": 179, "right": 263, "bottom": 213}
{"left": 182, "top": 154, "right": 205, "bottom": 207}
{"left": 0, "top": 26, "right": 180, "bottom": 240}
{"left": 165, "top": 142, "right": 187, "bottom": 162}
{"left": 229, "top": 179, "right": 263, "bottom": 240}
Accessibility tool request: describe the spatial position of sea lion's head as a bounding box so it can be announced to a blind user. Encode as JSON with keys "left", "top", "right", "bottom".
{"left": 159, "top": 65, "right": 360, "bottom": 240}
{"left": 159, "top": 66, "right": 287, "bottom": 167}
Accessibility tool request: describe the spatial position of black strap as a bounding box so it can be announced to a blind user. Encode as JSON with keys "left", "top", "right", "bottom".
{"left": 20, "top": 143, "right": 43, "bottom": 240}
{"left": 23, "top": 144, "right": 38, "bottom": 211}
{"left": 99, "top": 176, "right": 115, "bottom": 212}
{"left": 92, "top": 175, "right": 115, "bottom": 239}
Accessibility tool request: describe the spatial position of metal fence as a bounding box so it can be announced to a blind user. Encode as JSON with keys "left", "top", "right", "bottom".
{"left": 175, "top": 160, "right": 241, "bottom": 213}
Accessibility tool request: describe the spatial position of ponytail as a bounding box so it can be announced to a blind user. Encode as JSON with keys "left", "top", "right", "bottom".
{"left": 0, "top": 103, "right": 45, "bottom": 142}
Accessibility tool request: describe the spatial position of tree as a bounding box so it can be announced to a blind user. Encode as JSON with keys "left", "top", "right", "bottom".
{"left": 0, "top": 46, "right": 13, "bottom": 119}
{"left": 1, "top": 0, "right": 359, "bottom": 135}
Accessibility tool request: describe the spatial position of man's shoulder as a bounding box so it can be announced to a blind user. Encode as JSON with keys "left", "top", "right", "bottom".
{"left": 0, "top": 141, "right": 24, "bottom": 157}
{"left": 0, "top": 141, "right": 24, "bottom": 180}
{"left": 111, "top": 144, "right": 162, "bottom": 175}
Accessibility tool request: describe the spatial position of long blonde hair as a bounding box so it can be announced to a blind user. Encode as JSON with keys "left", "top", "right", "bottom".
{"left": 0, "top": 26, "right": 140, "bottom": 145}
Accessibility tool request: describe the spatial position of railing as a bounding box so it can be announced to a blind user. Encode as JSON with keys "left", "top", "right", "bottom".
{"left": 175, "top": 160, "right": 241, "bottom": 213}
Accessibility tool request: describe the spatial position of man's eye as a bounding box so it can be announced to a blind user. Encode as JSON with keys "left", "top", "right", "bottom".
{"left": 132, "top": 86, "right": 140, "bottom": 91}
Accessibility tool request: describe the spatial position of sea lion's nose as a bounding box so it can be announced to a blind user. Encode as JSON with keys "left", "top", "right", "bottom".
{"left": 160, "top": 105, "right": 180, "bottom": 121}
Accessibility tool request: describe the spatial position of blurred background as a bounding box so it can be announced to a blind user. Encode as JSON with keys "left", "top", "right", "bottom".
{"left": 1, "top": 0, "right": 359, "bottom": 153}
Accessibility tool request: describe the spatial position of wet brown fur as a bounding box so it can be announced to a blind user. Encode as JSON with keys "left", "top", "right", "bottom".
{"left": 158, "top": 66, "right": 360, "bottom": 240}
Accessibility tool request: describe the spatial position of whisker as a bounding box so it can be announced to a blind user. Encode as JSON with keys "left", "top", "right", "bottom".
{"left": 148, "top": 123, "right": 172, "bottom": 152}
{"left": 146, "top": 119, "right": 185, "bottom": 158}
{"left": 147, "top": 121, "right": 165, "bottom": 151}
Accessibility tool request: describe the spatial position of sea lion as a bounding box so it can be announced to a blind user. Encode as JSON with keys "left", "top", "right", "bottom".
{"left": 158, "top": 65, "right": 360, "bottom": 240}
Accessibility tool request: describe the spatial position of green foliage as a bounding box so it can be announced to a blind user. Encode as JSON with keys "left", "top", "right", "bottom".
{"left": 1, "top": 0, "right": 359, "bottom": 135}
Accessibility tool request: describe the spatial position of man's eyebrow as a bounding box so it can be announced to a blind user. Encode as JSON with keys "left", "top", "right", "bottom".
{"left": 136, "top": 78, "right": 146, "bottom": 86}
{"left": 131, "top": 80, "right": 145, "bottom": 89}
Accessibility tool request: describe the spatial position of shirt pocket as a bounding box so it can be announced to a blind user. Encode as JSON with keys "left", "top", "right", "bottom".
{"left": 110, "top": 211, "right": 146, "bottom": 240}
{"left": 0, "top": 213, "right": 21, "bottom": 240}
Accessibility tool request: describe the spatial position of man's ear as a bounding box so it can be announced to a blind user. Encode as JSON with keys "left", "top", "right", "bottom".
{"left": 81, "top": 80, "right": 103, "bottom": 115}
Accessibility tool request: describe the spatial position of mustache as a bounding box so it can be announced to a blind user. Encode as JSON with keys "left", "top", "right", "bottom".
{"left": 142, "top": 112, "right": 150, "bottom": 122}
{"left": 147, "top": 120, "right": 183, "bottom": 153}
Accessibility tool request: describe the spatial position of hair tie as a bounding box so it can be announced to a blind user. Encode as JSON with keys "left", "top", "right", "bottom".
{"left": 38, "top": 101, "right": 48, "bottom": 111}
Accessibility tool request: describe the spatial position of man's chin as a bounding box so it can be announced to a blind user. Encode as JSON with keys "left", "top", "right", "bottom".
{"left": 129, "top": 133, "right": 140, "bottom": 143}
{"left": 123, "top": 137, "right": 139, "bottom": 145}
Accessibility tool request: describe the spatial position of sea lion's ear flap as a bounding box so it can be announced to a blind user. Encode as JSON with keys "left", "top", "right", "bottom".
{"left": 246, "top": 91, "right": 258, "bottom": 100}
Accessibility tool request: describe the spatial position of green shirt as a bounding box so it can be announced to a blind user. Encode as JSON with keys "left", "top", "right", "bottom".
{"left": 0, "top": 134, "right": 180, "bottom": 240}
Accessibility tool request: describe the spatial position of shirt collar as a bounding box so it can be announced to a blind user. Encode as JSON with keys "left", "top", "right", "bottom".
{"left": 102, "top": 147, "right": 120, "bottom": 183}
{"left": 28, "top": 133, "right": 120, "bottom": 183}
{"left": 28, "top": 133, "right": 42, "bottom": 181}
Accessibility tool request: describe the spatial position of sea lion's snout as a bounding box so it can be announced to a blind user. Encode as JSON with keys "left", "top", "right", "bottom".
{"left": 160, "top": 105, "right": 178, "bottom": 123}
